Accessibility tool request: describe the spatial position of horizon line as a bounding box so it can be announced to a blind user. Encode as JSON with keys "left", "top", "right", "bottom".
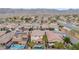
{"left": 0, "top": 8, "right": 79, "bottom": 10}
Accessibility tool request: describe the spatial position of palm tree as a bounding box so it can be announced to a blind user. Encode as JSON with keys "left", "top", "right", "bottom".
{"left": 42, "top": 32, "right": 48, "bottom": 48}
{"left": 27, "top": 40, "right": 35, "bottom": 49}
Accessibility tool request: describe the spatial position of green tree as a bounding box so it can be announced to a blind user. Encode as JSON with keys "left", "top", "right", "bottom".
{"left": 27, "top": 40, "right": 35, "bottom": 49}
{"left": 65, "top": 42, "right": 79, "bottom": 50}
{"left": 63, "top": 37, "right": 71, "bottom": 44}
{"left": 72, "top": 42, "right": 79, "bottom": 50}
{"left": 65, "top": 44, "right": 73, "bottom": 49}
{"left": 54, "top": 41, "right": 65, "bottom": 49}
{"left": 21, "top": 16, "right": 24, "bottom": 21}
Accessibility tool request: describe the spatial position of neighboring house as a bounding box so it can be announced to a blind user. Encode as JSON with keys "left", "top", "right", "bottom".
{"left": 49, "top": 23, "right": 59, "bottom": 31}
{"left": 31, "top": 30, "right": 45, "bottom": 43}
{"left": 12, "top": 33, "right": 28, "bottom": 45}
{"left": 0, "top": 31, "right": 15, "bottom": 45}
{"left": 31, "top": 30, "right": 63, "bottom": 43}
{"left": 70, "top": 29, "right": 79, "bottom": 39}
{"left": 60, "top": 27, "right": 71, "bottom": 34}
{"left": 46, "top": 30, "right": 63, "bottom": 43}
{"left": 0, "top": 31, "right": 6, "bottom": 36}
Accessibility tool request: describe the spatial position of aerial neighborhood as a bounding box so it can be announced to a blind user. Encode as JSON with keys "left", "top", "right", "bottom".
{"left": 0, "top": 9, "right": 79, "bottom": 50}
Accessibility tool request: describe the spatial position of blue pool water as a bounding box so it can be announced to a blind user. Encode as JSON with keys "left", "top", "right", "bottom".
{"left": 33, "top": 44, "right": 44, "bottom": 49}
{"left": 10, "top": 44, "right": 26, "bottom": 49}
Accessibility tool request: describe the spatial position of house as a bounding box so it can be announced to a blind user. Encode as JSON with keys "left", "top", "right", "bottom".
{"left": 46, "top": 30, "right": 63, "bottom": 43}
{"left": 12, "top": 32, "right": 28, "bottom": 44}
{"left": 42, "top": 24, "right": 49, "bottom": 29}
{"left": 49, "top": 23, "right": 59, "bottom": 31}
{"left": 0, "top": 31, "right": 6, "bottom": 36}
{"left": 0, "top": 31, "right": 15, "bottom": 45}
{"left": 70, "top": 29, "right": 79, "bottom": 39}
{"left": 31, "top": 30, "right": 45, "bottom": 43}
{"left": 60, "top": 27, "right": 71, "bottom": 34}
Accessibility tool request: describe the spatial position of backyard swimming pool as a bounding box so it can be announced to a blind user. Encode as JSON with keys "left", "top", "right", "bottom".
{"left": 33, "top": 44, "right": 44, "bottom": 49}
{"left": 10, "top": 44, "right": 26, "bottom": 49}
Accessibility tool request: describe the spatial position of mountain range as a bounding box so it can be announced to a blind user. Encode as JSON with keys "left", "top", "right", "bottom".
{"left": 0, "top": 8, "right": 79, "bottom": 14}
